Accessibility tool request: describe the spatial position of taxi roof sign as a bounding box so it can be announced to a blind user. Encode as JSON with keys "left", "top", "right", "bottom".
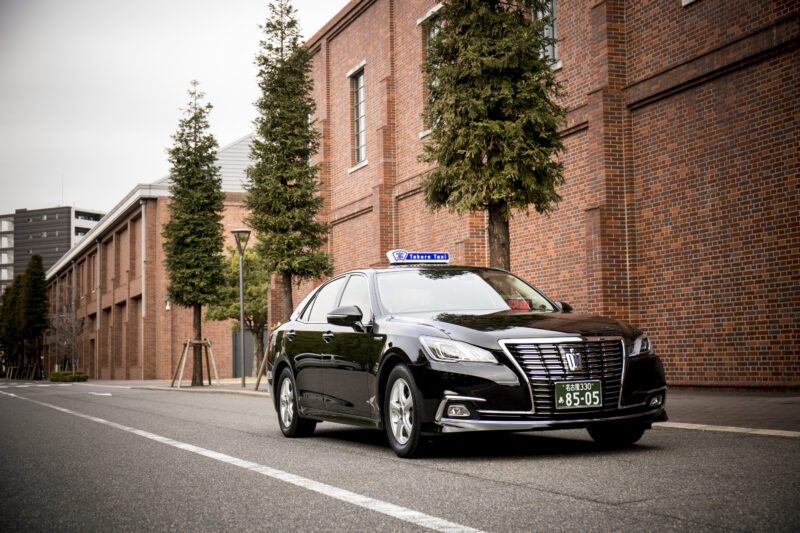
{"left": 386, "top": 249, "right": 450, "bottom": 264}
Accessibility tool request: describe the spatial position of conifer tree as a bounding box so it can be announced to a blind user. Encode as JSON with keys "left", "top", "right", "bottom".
{"left": 247, "top": 0, "right": 331, "bottom": 322}
{"left": 420, "top": 0, "right": 567, "bottom": 269}
{"left": 21, "top": 254, "right": 49, "bottom": 366}
{"left": 0, "top": 274, "right": 23, "bottom": 368}
{"left": 162, "top": 80, "right": 225, "bottom": 386}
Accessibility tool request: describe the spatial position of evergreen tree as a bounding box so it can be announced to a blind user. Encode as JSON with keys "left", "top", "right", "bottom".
{"left": 206, "top": 247, "right": 271, "bottom": 377}
{"left": 0, "top": 275, "right": 23, "bottom": 369}
{"left": 162, "top": 80, "right": 225, "bottom": 386}
{"left": 247, "top": 0, "right": 331, "bottom": 322}
{"left": 420, "top": 0, "right": 567, "bottom": 269}
{"left": 21, "top": 254, "right": 49, "bottom": 367}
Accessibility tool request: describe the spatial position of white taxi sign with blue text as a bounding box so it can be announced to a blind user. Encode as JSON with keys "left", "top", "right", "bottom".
{"left": 386, "top": 249, "right": 450, "bottom": 264}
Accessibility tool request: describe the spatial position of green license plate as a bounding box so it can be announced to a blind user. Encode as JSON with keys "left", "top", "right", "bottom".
{"left": 555, "top": 380, "right": 602, "bottom": 410}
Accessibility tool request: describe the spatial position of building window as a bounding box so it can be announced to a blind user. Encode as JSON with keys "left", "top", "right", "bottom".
{"left": 423, "top": 15, "right": 441, "bottom": 132}
{"left": 75, "top": 211, "right": 102, "bottom": 222}
{"left": 42, "top": 214, "right": 47, "bottom": 221}
{"left": 42, "top": 232, "right": 47, "bottom": 238}
{"left": 75, "top": 227, "right": 89, "bottom": 237}
{"left": 534, "top": 0, "right": 558, "bottom": 64}
{"left": 351, "top": 69, "right": 366, "bottom": 165}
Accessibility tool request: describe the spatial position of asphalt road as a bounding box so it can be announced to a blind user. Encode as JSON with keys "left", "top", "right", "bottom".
{"left": 1, "top": 382, "right": 798, "bottom": 532}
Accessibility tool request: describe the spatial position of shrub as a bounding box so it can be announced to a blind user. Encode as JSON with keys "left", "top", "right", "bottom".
{"left": 50, "top": 371, "right": 88, "bottom": 382}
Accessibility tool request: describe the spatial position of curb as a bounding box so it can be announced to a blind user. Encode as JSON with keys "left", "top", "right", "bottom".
{"left": 134, "top": 386, "right": 271, "bottom": 398}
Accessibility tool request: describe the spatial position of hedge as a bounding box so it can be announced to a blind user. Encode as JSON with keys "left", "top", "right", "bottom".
{"left": 50, "top": 371, "right": 88, "bottom": 382}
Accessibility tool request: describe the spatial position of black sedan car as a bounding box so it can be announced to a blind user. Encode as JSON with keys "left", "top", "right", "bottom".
{"left": 266, "top": 253, "right": 667, "bottom": 457}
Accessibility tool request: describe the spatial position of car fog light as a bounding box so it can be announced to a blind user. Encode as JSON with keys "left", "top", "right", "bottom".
{"left": 447, "top": 404, "right": 470, "bottom": 417}
{"left": 649, "top": 395, "right": 663, "bottom": 407}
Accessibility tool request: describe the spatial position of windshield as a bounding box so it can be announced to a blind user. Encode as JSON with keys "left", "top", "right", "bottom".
{"left": 376, "top": 269, "right": 555, "bottom": 314}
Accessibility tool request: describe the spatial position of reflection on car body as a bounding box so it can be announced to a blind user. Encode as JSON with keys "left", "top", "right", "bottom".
{"left": 267, "top": 250, "right": 667, "bottom": 457}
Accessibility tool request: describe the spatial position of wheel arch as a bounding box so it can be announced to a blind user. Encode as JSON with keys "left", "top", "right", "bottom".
{"left": 376, "top": 350, "right": 412, "bottom": 424}
{"left": 272, "top": 359, "right": 292, "bottom": 411}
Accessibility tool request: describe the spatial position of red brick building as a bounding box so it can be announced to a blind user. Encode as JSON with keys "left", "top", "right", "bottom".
{"left": 45, "top": 135, "right": 252, "bottom": 380}
{"left": 299, "top": 0, "right": 798, "bottom": 388}
{"left": 45, "top": 1, "right": 798, "bottom": 389}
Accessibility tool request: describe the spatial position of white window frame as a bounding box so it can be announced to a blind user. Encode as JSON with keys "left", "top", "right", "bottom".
{"left": 535, "top": 0, "right": 561, "bottom": 70}
{"left": 348, "top": 63, "right": 367, "bottom": 170}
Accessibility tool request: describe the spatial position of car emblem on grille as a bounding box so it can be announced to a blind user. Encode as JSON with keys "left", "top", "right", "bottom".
{"left": 559, "top": 346, "right": 583, "bottom": 372}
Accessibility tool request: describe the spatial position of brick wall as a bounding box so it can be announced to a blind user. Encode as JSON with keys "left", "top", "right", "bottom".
{"left": 43, "top": 1, "right": 799, "bottom": 388}
{"left": 46, "top": 192, "right": 248, "bottom": 381}
{"left": 302, "top": 0, "right": 799, "bottom": 388}
{"left": 632, "top": 48, "right": 799, "bottom": 386}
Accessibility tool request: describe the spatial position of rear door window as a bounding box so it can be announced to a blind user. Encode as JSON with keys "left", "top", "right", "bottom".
{"left": 306, "top": 277, "right": 347, "bottom": 323}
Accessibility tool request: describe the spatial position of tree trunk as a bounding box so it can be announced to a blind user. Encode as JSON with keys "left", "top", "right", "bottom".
{"left": 488, "top": 205, "right": 511, "bottom": 270}
{"left": 281, "top": 272, "right": 293, "bottom": 322}
{"left": 252, "top": 325, "right": 265, "bottom": 377}
{"left": 192, "top": 304, "right": 203, "bottom": 386}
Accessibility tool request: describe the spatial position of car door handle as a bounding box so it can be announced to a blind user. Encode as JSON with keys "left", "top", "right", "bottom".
{"left": 286, "top": 330, "right": 296, "bottom": 341}
{"left": 322, "top": 331, "right": 335, "bottom": 343}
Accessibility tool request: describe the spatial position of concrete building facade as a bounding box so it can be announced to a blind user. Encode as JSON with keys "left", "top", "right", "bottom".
{"left": 0, "top": 214, "right": 13, "bottom": 294}
{"left": 297, "top": 0, "right": 798, "bottom": 388}
{"left": 1, "top": 206, "right": 104, "bottom": 295}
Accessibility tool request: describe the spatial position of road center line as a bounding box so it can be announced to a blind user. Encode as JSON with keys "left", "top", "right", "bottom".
{"left": 654, "top": 421, "right": 800, "bottom": 438}
{"left": 0, "top": 390, "right": 485, "bottom": 533}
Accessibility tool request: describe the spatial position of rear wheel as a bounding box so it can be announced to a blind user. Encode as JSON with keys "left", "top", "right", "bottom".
{"left": 587, "top": 423, "right": 646, "bottom": 447}
{"left": 277, "top": 368, "right": 316, "bottom": 438}
{"left": 384, "top": 364, "right": 425, "bottom": 458}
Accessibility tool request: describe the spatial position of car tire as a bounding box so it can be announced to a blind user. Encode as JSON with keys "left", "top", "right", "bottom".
{"left": 587, "top": 423, "right": 646, "bottom": 447}
{"left": 384, "top": 364, "right": 425, "bottom": 458}
{"left": 277, "top": 367, "right": 317, "bottom": 438}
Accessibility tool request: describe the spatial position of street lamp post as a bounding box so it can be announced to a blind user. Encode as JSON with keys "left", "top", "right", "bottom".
{"left": 232, "top": 229, "right": 251, "bottom": 388}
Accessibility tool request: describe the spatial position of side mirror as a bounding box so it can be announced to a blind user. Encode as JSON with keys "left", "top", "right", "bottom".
{"left": 556, "top": 301, "right": 573, "bottom": 313}
{"left": 327, "top": 305, "right": 364, "bottom": 329}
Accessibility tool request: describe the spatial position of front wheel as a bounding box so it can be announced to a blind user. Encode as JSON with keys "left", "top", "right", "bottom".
{"left": 277, "top": 368, "right": 316, "bottom": 438}
{"left": 587, "top": 423, "right": 646, "bottom": 447}
{"left": 384, "top": 364, "right": 425, "bottom": 458}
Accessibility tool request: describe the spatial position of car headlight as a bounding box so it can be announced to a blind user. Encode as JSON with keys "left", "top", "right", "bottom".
{"left": 630, "top": 335, "right": 651, "bottom": 357}
{"left": 419, "top": 336, "right": 498, "bottom": 363}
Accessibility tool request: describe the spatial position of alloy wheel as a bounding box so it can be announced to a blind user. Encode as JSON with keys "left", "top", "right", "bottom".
{"left": 279, "top": 377, "right": 295, "bottom": 428}
{"left": 389, "top": 378, "right": 413, "bottom": 445}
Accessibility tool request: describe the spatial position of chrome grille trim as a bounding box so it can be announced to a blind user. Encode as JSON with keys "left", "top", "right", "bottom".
{"left": 498, "top": 337, "right": 627, "bottom": 416}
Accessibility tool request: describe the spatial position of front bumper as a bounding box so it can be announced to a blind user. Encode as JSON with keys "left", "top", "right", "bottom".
{"left": 409, "top": 343, "right": 667, "bottom": 435}
{"left": 436, "top": 404, "right": 667, "bottom": 433}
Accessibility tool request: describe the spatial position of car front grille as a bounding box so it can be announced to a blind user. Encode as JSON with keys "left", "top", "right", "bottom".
{"left": 501, "top": 339, "right": 624, "bottom": 416}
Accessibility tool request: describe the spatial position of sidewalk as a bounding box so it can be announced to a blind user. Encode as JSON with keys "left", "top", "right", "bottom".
{"left": 662, "top": 388, "right": 800, "bottom": 433}
{"left": 86, "top": 377, "right": 272, "bottom": 398}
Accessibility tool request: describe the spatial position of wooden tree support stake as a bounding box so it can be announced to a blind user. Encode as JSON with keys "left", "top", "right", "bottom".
{"left": 170, "top": 338, "right": 220, "bottom": 388}
{"left": 254, "top": 343, "right": 270, "bottom": 392}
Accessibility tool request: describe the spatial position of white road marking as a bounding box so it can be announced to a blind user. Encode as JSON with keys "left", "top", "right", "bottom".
{"left": 74, "top": 383, "right": 133, "bottom": 390}
{"left": 88, "top": 392, "right": 112, "bottom": 397}
{"left": 655, "top": 421, "right": 800, "bottom": 438}
{"left": 0, "top": 390, "right": 485, "bottom": 533}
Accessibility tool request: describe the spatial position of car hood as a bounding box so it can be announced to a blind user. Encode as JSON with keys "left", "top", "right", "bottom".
{"left": 388, "top": 311, "right": 641, "bottom": 350}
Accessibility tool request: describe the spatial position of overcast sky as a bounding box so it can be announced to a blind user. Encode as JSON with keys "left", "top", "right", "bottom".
{"left": 0, "top": 0, "right": 350, "bottom": 215}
